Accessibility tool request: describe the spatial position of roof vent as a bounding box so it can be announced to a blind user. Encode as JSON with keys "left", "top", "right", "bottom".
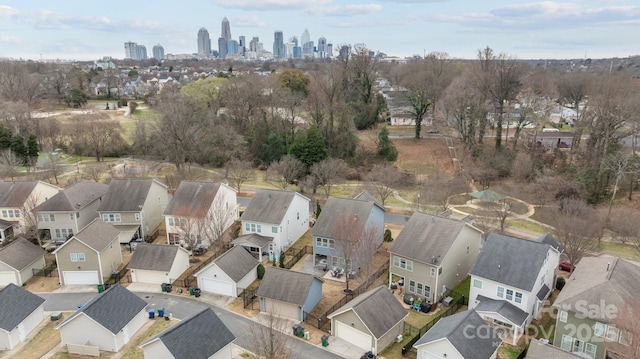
{"left": 498, "top": 264, "right": 501, "bottom": 269}
{"left": 607, "top": 262, "right": 611, "bottom": 271}
{"left": 432, "top": 256, "right": 438, "bottom": 264}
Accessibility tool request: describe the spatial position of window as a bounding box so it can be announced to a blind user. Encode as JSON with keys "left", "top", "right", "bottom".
{"left": 392, "top": 256, "right": 412, "bottom": 270}
{"left": 38, "top": 213, "right": 56, "bottom": 222}
{"left": 1, "top": 210, "right": 6, "bottom": 217}
{"left": 55, "top": 228, "right": 73, "bottom": 239}
{"left": 70, "top": 253, "right": 78, "bottom": 262}
{"left": 14, "top": 210, "right": 19, "bottom": 218}
{"left": 168, "top": 217, "right": 174, "bottom": 226}
{"left": 439, "top": 267, "right": 443, "bottom": 275}
{"left": 272, "top": 226, "right": 278, "bottom": 233}
{"left": 473, "top": 279, "right": 483, "bottom": 289}
{"left": 102, "top": 213, "right": 121, "bottom": 222}
{"left": 559, "top": 310, "right": 568, "bottom": 323}
{"left": 424, "top": 286, "right": 431, "bottom": 299}
{"left": 409, "top": 280, "right": 415, "bottom": 293}
{"left": 3, "top": 209, "right": 19, "bottom": 218}
{"left": 77, "top": 253, "right": 85, "bottom": 262}
{"left": 497, "top": 286, "right": 505, "bottom": 298}
{"left": 430, "top": 268, "right": 436, "bottom": 277}
{"left": 573, "top": 339, "right": 584, "bottom": 353}
{"left": 515, "top": 292, "right": 523, "bottom": 304}
{"left": 417, "top": 283, "right": 423, "bottom": 295}
{"left": 8, "top": 210, "right": 13, "bottom": 218}
{"left": 70, "top": 213, "right": 75, "bottom": 220}
{"left": 619, "top": 330, "right": 632, "bottom": 346}
{"left": 316, "top": 238, "right": 334, "bottom": 248}
{"left": 561, "top": 335, "right": 572, "bottom": 351}
{"left": 244, "top": 223, "right": 249, "bottom": 231}
{"left": 594, "top": 322, "right": 606, "bottom": 337}
{"left": 506, "top": 289, "right": 513, "bottom": 301}
{"left": 135, "top": 213, "right": 141, "bottom": 221}
{"left": 606, "top": 326, "right": 619, "bottom": 342}
{"left": 585, "top": 343, "right": 596, "bottom": 358}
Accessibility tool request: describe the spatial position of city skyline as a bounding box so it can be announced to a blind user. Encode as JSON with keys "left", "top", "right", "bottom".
{"left": 1, "top": 0, "right": 639, "bottom": 61}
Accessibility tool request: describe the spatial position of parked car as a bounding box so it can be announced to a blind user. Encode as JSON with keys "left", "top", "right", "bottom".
{"left": 559, "top": 259, "right": 574, "bottom": 272}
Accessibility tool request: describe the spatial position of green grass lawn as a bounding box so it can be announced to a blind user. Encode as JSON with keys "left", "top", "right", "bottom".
{"left": 598, "top": 241, "right": 640, "bottom": 261}
{"left": 507, "top": 219, "right": 550, "bottom": 236}
{"left": 498, "top": 343, "right": 524, "bottom": 359}
{"left": 451, "top": 275, "right": 470, "bottom": 300}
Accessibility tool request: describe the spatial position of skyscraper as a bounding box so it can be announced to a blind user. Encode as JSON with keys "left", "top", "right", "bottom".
{"left": 239, "top": 36, "right": 246, "bottom": 56}
{"left": 273, "top": 31, "right": 284, "bottom": 59}
{"left": 249, "top": 37, "right": 259, "bottom": 52}
{"left": 137, "top": 45, "right": 148, "bottom": 60}
{"left": 152, "top": 44, "right": 165, "bottom": 60}
{"left": 218, "top": 37, "right": 228, "bottom": 59}
{"left": 124, "top": 41, "right": 137, "bottom": 59}
{"left": 197, "top": 28, "right": 211, "bottom": 56}
{"left": 318, "top": 37, "right": 327, "bottom": 58}
{"left": 327, "top": 43, "right": 333, "bottom": 58}
{"left": 301, "top": 29, "right": 313, "bottom": 57}
{"left": 228, "top": 40, "right": 239, "bottom": 56}
{"left": 221, "top": 17, "right": 231, "bottom": 41}
{"left": 301, "top": 29, "right": 310, "bottom": 48}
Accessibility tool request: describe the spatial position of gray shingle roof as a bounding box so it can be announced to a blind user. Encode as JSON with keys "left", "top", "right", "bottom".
{"left": 98, "top": 178, "right": 165, "bottom": 212}
{"left": 0, "top": 181, "right": 39, "bottom": 207}
{"left": 526, "top": 338, "right": 584, "bottom": 359}
{"left": 232, "top": 233, "right": 273, "bottom": 248}
{"left": 0, "top": 283, "right": 45, "bottom": 332}
{"left": 554, "top": 256, "right": 640, "bottom": 323}
{"left": 257, "top": 267, "right": 322, "bottom": 306}
{"left": 414, "top": 310, "right": 499, "bottom": 359}
{"left": 202, "top": 246, "right": 258, "bottom": 283}
{"left": 312, "top": 197, "right": 379, "bottom": 239}
{"left": 353, "top": 190, "right": 382, "bottom": 207}
{"left": 163, "top": 181, "right": 221, "bottom": 217}
{"left": 240, "top": 189, "right": 299, "bottom": 225}
{"left": 141, "top": 308, "right": 235, "bottom": 358}
{"left": 536, "top": 233, "right": 563, "bottom": 253}
{"left": 57, "top": 284, "right": 146, "bottom": 334}
{"left": 328, "top": 286, "right": 407, "bottom": 339}
{"left": 0, "top": 237, "right": 45, "bottom": 271}
{"left": 34, "top": 180, "right": 108, "bottom": 212}
{"left": 389, "top": 212, "right": 472, "bottom": 264}
{"left": 536, "top": 284, "right": 551, "bottom": 301}
{"left": 73, "top": 219, "right": 121, "bottom": 252}
{"left": 474, "top": 295, "right": 529, "bottom": 326}
{"left": 469, "top": 232, "right": 551, "bottom": 292}
{"left": 128, "top": 243, "right": 184, "bottom": 272}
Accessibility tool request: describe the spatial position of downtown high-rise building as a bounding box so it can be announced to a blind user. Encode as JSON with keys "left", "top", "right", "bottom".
{"left": 124, "top": 41, "right": 148, "bottom": 60}
{"left": 249, "top": 37, "right": 259, "bottom": 52}
{"left": 152, "top": 44, "right": 165, "bottom": 60}
{"left": 228, "top": 40, "right": 239, "bottom": 56}
{"left": 197, "top": 28, "right": 211, "bottom": 56}
{"left": 301, "top": 29, "right": 313, "bottom": 58}
{"left": 221, "top": 17, "right": 231, "bottom": 41}
{"left": 317, "top": 37, "right": 327, "bottom": 58}
{"left": 137, "top": 45, "right": 148, "bottom": 60}
{"left": 239, "top": 36, "right": 246, "bottom": 56}
{"left": 219, "top": 17, "right": 232, "bottom": 58}
{"left": 273, "top": 31, "right": 284, "bottom": 59}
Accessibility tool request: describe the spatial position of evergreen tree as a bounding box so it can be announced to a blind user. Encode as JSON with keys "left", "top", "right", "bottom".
{"left": 10, "top": 135, "right": 27, "bottom": 165}
{"left": 290, "top": 126, "right": 328, "bottom": 168}
{"left": 377, "top": 126, "right": 398, "bottom": 162}
{"left": 262, "top": 132, "right": 286, "bottom": 165}
{"left": 26, "top": 134, "right": 39, "bottom": 167}
{"left": 0, "top": 125, "right": 12, "bottom": 150}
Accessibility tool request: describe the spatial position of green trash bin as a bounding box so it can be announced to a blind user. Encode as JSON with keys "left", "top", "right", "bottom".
{"left": 97, "top": 284, "right": 104, "bottom": 293}
{"left": 161, "top": 283, "right": 166, "bottom": 292}
{"left": 321, "top": 335, "right": 329, "bottom": 347}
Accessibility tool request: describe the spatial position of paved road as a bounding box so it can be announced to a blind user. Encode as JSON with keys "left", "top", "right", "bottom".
{"left": 40, "top": 292, "right": 344, "bottom": 359}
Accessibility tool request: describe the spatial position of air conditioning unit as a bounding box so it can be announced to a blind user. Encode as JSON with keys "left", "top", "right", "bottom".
{"left": 396, "top": 334, "right": 403, "bottom": 343}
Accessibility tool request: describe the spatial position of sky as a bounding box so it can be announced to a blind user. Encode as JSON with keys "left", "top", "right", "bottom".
{"left": 0, "top": 0, "right": 639, "bottom": 61}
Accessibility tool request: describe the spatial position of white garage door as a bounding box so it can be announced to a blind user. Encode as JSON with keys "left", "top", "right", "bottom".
{"left": 201, "top": 277, "right": 234, "bottom": 296}
{"left": 63, "top": 271, "right": 99, "bottom": 285}
{"left": 336, "top": 321, "right": 372, "bottom": 352}
{"left": 0, "top": 271, "right": 16, "bottom": 285}
{"left": 265, "top": 299, "right": 300, "bottom": 321}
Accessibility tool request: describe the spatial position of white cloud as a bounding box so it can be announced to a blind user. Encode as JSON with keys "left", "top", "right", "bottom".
{"left": 0, "top": 5, "right": 20, "bottom": 18}
{"left": 211, "top": 0, "right": 330, "bottom": 10}
{"left": 229, "top": 14, "right": 268, "bottom": 27}
{"left": 311, "top": 4, "right": 382, "bottom": 17}
{"left": 0, "top": 35, "right": 19, "bottom": 43}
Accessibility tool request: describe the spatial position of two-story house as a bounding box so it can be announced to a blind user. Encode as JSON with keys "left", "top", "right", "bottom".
{"left": 553, "top": 256, "right": 640, "bottom": 359}
{"left": 163, "top": 181, "right": 238, "bottom": 247}
{"left": 239, "top": 189, "right": 310, "bottom": 261}
{"left": 312, "top": 196, "right": 385, "bottom": 271}
{"left": 469, "top": 233, "right": 560, "bottom": 345}
{"left": 0, "top": 180, "right": 60, "bottom": 240}
{"left": 33, "top": 180, "right": 108, "bottom": 243}
{"left": 388, "top": 212, "right": 483, "bottom": 304}
{"left": 97, "top": 178, "right": 169, "bottom": 243}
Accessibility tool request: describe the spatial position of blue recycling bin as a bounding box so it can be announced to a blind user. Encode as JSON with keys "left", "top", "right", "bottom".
{"left": 157, "top": 308, "right": 165, "bottom": 317}
{"left": 148, "top": 309, "right": 155, "bottom": 319}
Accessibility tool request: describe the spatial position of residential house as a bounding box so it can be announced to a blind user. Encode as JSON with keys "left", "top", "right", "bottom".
{"left": 0, "top": 180, "right": 60, "bottom": 239}
{"left": 312, "top": 196, "right": 384, "bottom": 271}
{"left": 413, "top": 310, "right": 500, "bottom": 359}
{"left": 553, "top": 256, "right": 640, "bottom": 359}
{"left": 139, "top": 308, "right": 235, "bottom": 359}
{"left": 388, "top": 212, "right": 483, "bottom": 303}
{"left": 53, "top": 219, "right": 122, "bottom": 285}
{"left": 257, "top": 267, "right": 323, "bottom": 321}
{"left": 34, "top": 180, "right": 108, "bottom": 243}
{"left": 231, "top": 233, "right": 274, "bottom": 259}
{"left": 56, "top": 285, "right": 148, "bottom": 353}
{"left": 163, "top": 181, "right": 238, "bottom": 247}
{"left": 128, "top": 243, "right": 190, "bottom": 285}
{"left": 468, "top": 233, "right": 560, "bottom": 345}
{"left": 0, "top": 284, "right": 45, "bottom": 351}
{"left": 327, "top": 286, "right": 407, "bottom": 354}
{"left": 0, "top": 238, "right": 46, "bottom": 286}
{"left": 239, "top": 189, "right": 310, "bottom": 260}
{"left": 97, "top": 178, "right": 169, "bottom": 243}
{"left": 194, "top": 245, "right": 258, "bottom": 297}
{"left": 526, "top": 338, "right": 584, "bottom": 359}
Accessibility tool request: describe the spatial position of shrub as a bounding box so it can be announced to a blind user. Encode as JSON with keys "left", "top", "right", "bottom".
{"left": 384, "top": 228, "right": 393, "bottom": 242}
{"left": 556, "top": 276, "right": 566, "bottom": 291}
{"left": 279, "top": 252, "right": 285, "bottom": 268}
{"left": 257, "top": 263, "right": 265, "bottom": 280}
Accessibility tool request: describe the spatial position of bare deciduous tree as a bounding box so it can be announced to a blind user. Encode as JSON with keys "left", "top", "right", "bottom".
{"left": 249, "top": 311, "right": 295, "bottom": 359}
{"left": 608, "top": 207, "right": 640, "bottom": 252}
{"left": 606, "top": 300, "right": 640, "bottom": 359}
{"left": 0, "top": 149, "right": 21, "bottom": 180}
{"left": 84, "top": 164, "right": 107, "bottom": 182}
{"left": 266, "top": 156, "right": 305, "bottom": 190}
{"left": 310, "top": 158, "right": 348, "bottom": 197}
{"left": 420, "top": 174, "right": 468, "bottom": 211}
{"left": 365, "top": 164, "right": 403, "bottom": 206}
{"left": 332, "top": 216, "right": 380, "bottom": 292}
{"left": 20, "top": 192, "right": 41, "bottom": 245}
{"left": 227, "top": 158, "right": 256, "bottom": 193}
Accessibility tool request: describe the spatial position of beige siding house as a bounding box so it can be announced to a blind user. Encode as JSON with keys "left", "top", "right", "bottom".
{"left": 97, "top": 178, "right": 169, "bottom": 243}
{"left": 194, "top": 245, "right": 258, "bottom": 297}
{"left": 34, "top": 180, "right": 108, "bottom": 243}
{"left": 0, "top": 284, "right": 46, "bottom": 351}
{"left": 53, "top": 219, "right": 122, "bottom": 285}
{"left": 128, "top": 244, "right": 190, "bottom": 284}
{"left": 140, "top": 308, "right": 235, "bottom": 359}
{"left": 0, "top": 181, "right": 60, "bottom": 239}
{"left": 163, "top": 181, "right": 238, "bottom": 247}
{"left": 327, "top": 286, "right": 407, "bottom": 355}
{"left": 257, "top": 267, "right": 323, "bottom": 322}
{"left": 388, "top": 212, "right": 483, "bottom": 303}
{"left": 56, "top": 285, "right": 147, "bottom": 352}
{"left": 0, "top": 238, "right": 46, "bottom": 286}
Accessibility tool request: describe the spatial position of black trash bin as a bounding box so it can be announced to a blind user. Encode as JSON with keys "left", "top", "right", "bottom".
{"left": 360, "top": 351, "right": 375, "bottom": 359}
{"left": 193, "top": 287, "right": 201, "bottom": 297}
{"left": 402, "top": 346, "right": 408, "bottom": 355}
{"left": 164, "top": 283, "right": 172, "bottom": 293}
